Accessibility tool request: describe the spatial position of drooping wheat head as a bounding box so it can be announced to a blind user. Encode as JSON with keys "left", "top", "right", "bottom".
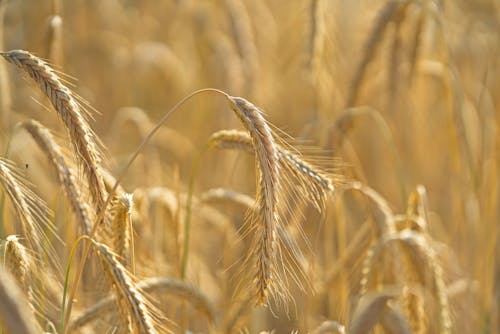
{"left": 92, "top": 240, "right": 159, "bottom": 334}
{"left": 0, "top": 158, "right": 58, "bottom": 262}
{"left": 20, "top": 119, "right": 92, "bottom": 235}
{"left": 0, "top": 50, "right": 107, "bottom": 214}
{"left": 109, "top": 193, "right": 134, "bottom": 269}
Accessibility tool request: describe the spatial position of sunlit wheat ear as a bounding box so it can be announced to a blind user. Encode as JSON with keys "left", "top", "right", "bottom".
{"left": 200, "top": 187, "right": 256, "bottom": 211}
{"left": 69, "top": 277, "right": 216, "bottom": 331}
{"left": 0, "top": 158, "right": 59, "bottom": 261}
{"left": 110, "top": 193, "right": 134, "bottom": 267}
{"left": 101, "top": 167, "right": 125, "bottom": 196}
{"left": 360, "top": 229, "right": 451, "bottom": 334}
{"left": 397, "top": 230, "right": 451, "bottom": 334}
{"left": 0, "top": 268, "right": 39, "bottom": 334}
{"left": 225, "top": 96, "right": 279, "bottom": 305}
{"left": 0, "top": 49, "right": 107, "bottom": 214}
{"left": 92, "top": 241, "right": 160, "bottom": 334}
{"left": 3, "top": 235, "right": 31, "bottom": 288}
{"left": 208, "top": 129, "right": 337, "bottom": 210}
{"left": 2, "top": 236, "right": 39, "bottom": 322}
{"left": 20, "top": 119, "right": 92, "bottom": 235}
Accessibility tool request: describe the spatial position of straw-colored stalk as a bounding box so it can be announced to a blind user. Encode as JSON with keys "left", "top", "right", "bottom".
{"left": 0, "top": 0, "right": 11, "bottom": 127}
{"left": 225, "top": 0, "right": 259, "bottom": 95}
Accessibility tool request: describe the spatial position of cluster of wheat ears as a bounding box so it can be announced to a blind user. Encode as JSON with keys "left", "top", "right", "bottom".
{"left": 0, "top": 0, "right": 498, "bottom": 333}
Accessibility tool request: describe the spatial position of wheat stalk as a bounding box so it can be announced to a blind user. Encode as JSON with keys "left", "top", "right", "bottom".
{"left": 225, "top": 0, "right": 259, "bottom": 95}
{"left": 3, "top": 235, "right": 31, "bottom": 288}
{"left": 306, "top": 0, "right": 325, "bottom": 78}
{"left": 0, "top": 0, "right": 10, "bottom": 127}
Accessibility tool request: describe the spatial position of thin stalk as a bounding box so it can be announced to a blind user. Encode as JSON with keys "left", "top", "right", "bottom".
{"left": 181, "top": 145, "right": 207, "bottom": 280}
{"left": 60, "top": 235, "right": 89, "bottom": 332}
{"left": 62, "top": 88, "right": 228, "bottom": 333}
{"left": 0, "top": 129, "right": 13, "bottom": 239}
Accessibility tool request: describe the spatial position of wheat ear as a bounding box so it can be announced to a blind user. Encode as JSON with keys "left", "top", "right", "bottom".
{"left": 0, "top": 158, "right": 57, "bottom": 259}
{"left": 0, "top": 50, "right": 106, "bottom": 214}
{"left": 0, "top": 268, "right": 39, "bottom": 334}
{"left": 20, "top": 119, "right": 92, "bottom": 235}
{"left": 68, "top": 277, "right": 216, "bottom": 331}
{"left": 225, "top": 96, "right": 279, "bottom": 305}
{"left": 92, "top": 240, "right": 158, "bottom": 334}
{"left": 2, "top": 235, "right": 41, "bottom": 323}
{"left": 109, "top": 193, "right": 134, "bottom": 270}
{"left": 208, "top": 129, "right": 335, "bottom": 210}
{"left": 4, "top": 235, "right": 31, "bottom": 288}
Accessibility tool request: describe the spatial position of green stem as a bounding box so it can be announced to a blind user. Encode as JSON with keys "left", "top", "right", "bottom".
{"left": 60, "top": 235, "right": 89, "bottom": 332}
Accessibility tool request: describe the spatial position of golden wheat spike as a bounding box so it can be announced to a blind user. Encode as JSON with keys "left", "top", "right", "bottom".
{"left": 20, "top": 119, "right": 93, "bottom": 235}
{"left": 0, "top": 49, "right": 107, "bottom": 214}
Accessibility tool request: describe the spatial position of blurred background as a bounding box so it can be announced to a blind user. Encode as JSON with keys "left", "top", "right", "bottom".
{"left": 0, "top": 0, "right": 498, "bottom": 333}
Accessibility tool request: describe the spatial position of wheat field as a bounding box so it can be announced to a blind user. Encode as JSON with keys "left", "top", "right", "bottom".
{"left": 0, "top": 0, "right": 498, "bottom": 333}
